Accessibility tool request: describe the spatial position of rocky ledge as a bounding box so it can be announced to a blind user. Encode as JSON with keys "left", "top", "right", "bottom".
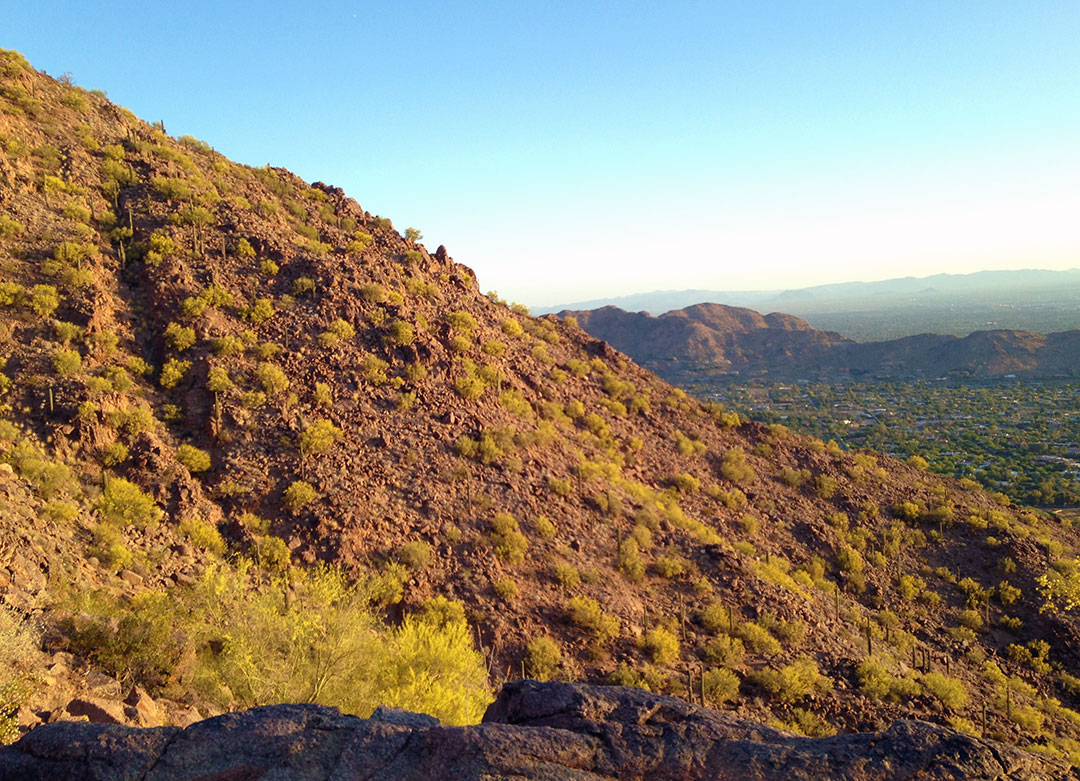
{"left": 0, "top": 681, "right": 1067, "bottom": 780}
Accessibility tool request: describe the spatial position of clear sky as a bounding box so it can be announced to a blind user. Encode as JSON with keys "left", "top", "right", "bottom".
{"left": 7, "top": 2, "right": 1080, "bottom": 306}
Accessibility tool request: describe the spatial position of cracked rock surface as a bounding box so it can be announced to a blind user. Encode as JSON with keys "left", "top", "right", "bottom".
{"left": 0, "top": 681, "right": 1067, "bottom": 780}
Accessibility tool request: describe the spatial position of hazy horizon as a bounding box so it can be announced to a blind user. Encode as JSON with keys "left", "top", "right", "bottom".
{"left": 8, "top": 2, "right": 1080, "bottom": 306}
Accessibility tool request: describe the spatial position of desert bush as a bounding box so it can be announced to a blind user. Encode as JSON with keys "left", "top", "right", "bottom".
{"left": 96, "top": 477, "right": 162, "bottom": 527}
{"left": 640, "top": 627, "right": 680, "bottom": 666}
{"left": 28, "top": 285, "right": 59, "bottom": 317}
{"left": 283, "top": 480, "right": 317, "bottom": 511}
{"left": 490, "top": 512, "right": 528, "bottom": 565}
{"left": 735, "top": 621, "right": 782, "bottom": 656}
{"left": 554, "top": 562, "right": 581, "bottom": 590}
{"left": 856, "top": 657, "right": 922, "bottom": 701}
{"left": 493, "top": 578, "right": 518, "bottom": 601}
{"left": 164, "top": 322, "right": 196, "bottom": 351}
{"left": 179, "top": 516, "right": 225, "bottom": 555}
{"left": 159, "top": 358, "right": 191, "bottom": 389}
{"left": 524, "top": 637, "right": 562, "bottom": 681}
{"left": 720, "top": 448, "right": 755, "bottom": 484}
{"left": 751, "top": 656, "right": 832, "bottom": 703}
{"left": 835, "top": 544, "right": 865, "bottom": 593}
{"left": 921, "top": 672, "right": 968, "bottom": 710}
{"left": 566, "top": 596, "right": 619, "bottom": 647}
{"left": 701, "top": 667, "right": 739, "bottom": 704}
{"left": 398, "top": 541, "right": 431, "bottom": 570}
{"left": 653, "top": 554, "right": 687, "bottom": 579}
{"left": 51, "top": 347, "right": 82, "bottom": 377}
{"left": 617, "top": 538, "right": 646, "bottom": 584}
{"left": 778, "top": 467, "right": 809, "bottom": 488}
{"left": 176, "top": 444, "right": 211, "bottom": 473}
{"left": 300, "top": 419, "right": 343, "bottom": 457}
{"left": 0, "top": 605, "right": 39, "bottom": 744}
{"left": 255, "top": 362, "right": 290, "bottom": 395}
{"left": 533, "top": 515, "right": 556, "bottom": 539}
{"left": 907, "top": 455, "right": 929, "bottom": 471}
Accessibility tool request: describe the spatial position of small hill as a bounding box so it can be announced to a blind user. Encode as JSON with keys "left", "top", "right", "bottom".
{"left": 539, "top": 269, "right": 1080, "bottom": 341}
{"left": 566, "top": 304, "right": 1080, "bottom": 381}
{"left": 3, "top": 49, "right": 1080, "bottom": 767}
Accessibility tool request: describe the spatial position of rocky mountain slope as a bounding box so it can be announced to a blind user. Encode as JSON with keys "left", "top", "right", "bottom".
{"left": 565, "top": 304, "right": 1080, "bottom": 381}
{"left": 3, "top": 48, "right": 1080, "bottom": 768}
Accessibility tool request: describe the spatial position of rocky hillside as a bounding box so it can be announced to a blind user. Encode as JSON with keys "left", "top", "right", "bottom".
{"left": 3, "top": 49, "right": 1080, "bottom": 768}
{"left": 566, "top": 304, "right": 1080, "bottom": 381}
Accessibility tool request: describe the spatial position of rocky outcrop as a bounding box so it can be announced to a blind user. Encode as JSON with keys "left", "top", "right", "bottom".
{"left": 0, "top": 681, "right": 1066, "bottom": 780}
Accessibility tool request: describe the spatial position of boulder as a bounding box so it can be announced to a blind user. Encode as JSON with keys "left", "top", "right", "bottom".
{"left": 0, "top": 681, "right": 1068, "bottom": 780}
{"left": 58, "top": 697, "right": 129, "bottom": 726}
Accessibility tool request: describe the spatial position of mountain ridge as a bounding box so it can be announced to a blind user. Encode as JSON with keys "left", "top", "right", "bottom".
{"left": 565, "top": 303, "right": 1080, "bottom": 381}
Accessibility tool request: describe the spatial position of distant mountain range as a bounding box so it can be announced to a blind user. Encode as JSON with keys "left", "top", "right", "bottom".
{"left": 541, "top": 269, "right": 1080, "bottom": 342}
{"left": 564, "top": 302, "right": 1080, "bottom": 381}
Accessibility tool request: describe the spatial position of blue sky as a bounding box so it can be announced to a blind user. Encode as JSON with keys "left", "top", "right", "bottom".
{"left": 7, "top": 2, "right": 1080, "bottom": 306}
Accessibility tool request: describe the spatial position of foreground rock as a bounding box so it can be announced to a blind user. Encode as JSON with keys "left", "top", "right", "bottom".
{"left": 0, "top": 681, "right": 1067, "bottom": 780}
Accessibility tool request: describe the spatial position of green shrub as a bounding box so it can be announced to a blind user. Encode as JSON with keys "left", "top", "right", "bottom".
{"left": 525, "top": 637, "right": 562, "bottom": 681}
{"left": 384, "top": 319, "right": 415, "bottom": 347}
{"left": 29, "top": 284, "right": 59, "bottom": 317}
{"left": 300, "top": 419, "right": 343, "bottom": 457}
{"left": 398, "top": 541, "right": 431, "bottom": 570}
{"left": 553, "top": 562, "right": 580, "bottom": 590}
{"left": 814, "top": 474, "right": 838, "bottom": 499}
{"left": 176, "top": 444, "right": 211, "bottom": 473}
{"left": 653, "top": 554, "right": 687, "bottom": 579}
{"left": 159, "top": 358, "right": 191, "bottom": 388}
{"left": 360, "top": 355, "right": 389, "bottom": 385}
{"left": 164, "top": 322, "right": 196, "bottom": 351}
{"left": 0, "top": 282, "right": 24, "bottom": 307}
{"left": 640, "top": 627, "right": 680, "bottom": 665}
{"left": 179, "top": 516, "right": 225, "bottom": 555}
{"left": 256, "top": 362, "right": 290, "bottom": 395}
{"left": 897, "top": 574, "right": 926, "bottom": 601}
{"left": 907, "top": 454, "right": 929, "bottom": 470}
{"left": 96, "top": 477, "right": 162, "bottom": 527}
{"left": 244, "top": 298, "right": 275, "bottom": 324}
{"left": 751, "top": 656, "right": 832, "bottom": 703}
{"left": 735, "top": 621, "right": 782, "bottom": 656}
{"left": 491, "top": 512, "right": 528, "bottom": 564}
{"left": 0, "top": 606, "right": 38, "bottom": 745}
{"left": 921, "top": 672, "right": 968, "bottom": 710}
{"left": 283, "top": 480, "right": 317, "bottom": 511}
{"left": 720, "top": 448, "right": 755, "bottom": 484}
{"left": 87, "top": 523, "right": 132, "bottom": 570}
{"left": 206, "top": 367, "right": 232, "bottom": 393}
{"left": 672, "top": 472, "right": 700, "bottom": 494}
{"left": 547, "top": 477, "right": 572, "bottom": 496}
{"left": 836, "top": 544, "right": 866, "bottom": 593}
{"left": 346, "top": 234, "right": 373, "bottom": 255}
{"left": 617, "top": 538, "right": 646, "bottom": 584}
{"left": 446, "top": 311, "right": 477, "bottom": 334}
{"left": 453, "top": 374, "right": 486, "bottom": 400}
{"left": 256, "top": 536, "right": 292, "bottom": 571}
{"left": 493, "top": 578, "right": 518, "bottom": 601}
{"left": 533, "top": 515, "right": 556, "bottom": 539}
{"left": 52, "top": 348, "right": 82, "bottom": 376}
{"left": 856, "top": 657, "right": 921, "bottom": 701}
{"left": 566, "top": 596, "right": 619, "bottom": 647}
{"left": 893, "top": 501, "right": 920, "bottom": 521}
{"left": 702, "top": 667, "right": 739, "bottom": 704}
{"left": 703, "top": 634, "right": 745, "bottom": 667}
